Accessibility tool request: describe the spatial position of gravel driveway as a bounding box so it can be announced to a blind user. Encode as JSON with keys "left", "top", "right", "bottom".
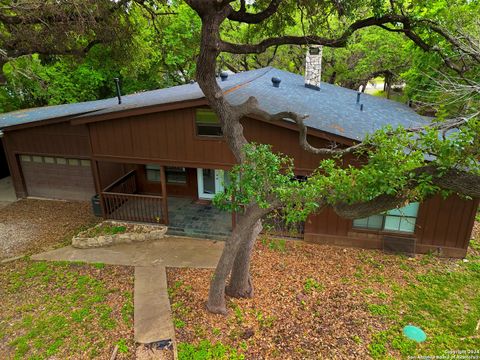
{"left": 0, "top": 199, "right": 98, "bottom": 259}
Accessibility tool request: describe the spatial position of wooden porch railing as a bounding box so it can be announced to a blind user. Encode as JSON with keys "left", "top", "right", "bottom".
{"left": 102, "top": 192, "right": 164, "bottom": 223}
{"left": 103, "top": 170, "right": 137, "bottom": 194}
{"left": 100, "top": 168, "right": 168, "bottom": 224}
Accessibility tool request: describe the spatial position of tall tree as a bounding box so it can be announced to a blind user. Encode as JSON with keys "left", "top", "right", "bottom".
{"left": 181, "top": 0, "right": 480, "bottom": 314}
{"left": 0, "top": 1, "right": 201, "bottom": 111}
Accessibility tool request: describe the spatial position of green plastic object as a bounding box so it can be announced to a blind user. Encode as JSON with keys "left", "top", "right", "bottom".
{"left": 403, "top": 325, "right": 427, "bottom": 342}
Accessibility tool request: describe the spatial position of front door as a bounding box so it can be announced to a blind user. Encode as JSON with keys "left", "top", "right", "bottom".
{"left": 197, "top": 168, "right": 225, "bottom": 200}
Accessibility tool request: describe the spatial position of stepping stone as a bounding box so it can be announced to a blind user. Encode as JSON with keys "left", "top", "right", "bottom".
{"left": 134, "top": 266, "right": 175, "bottom": 344}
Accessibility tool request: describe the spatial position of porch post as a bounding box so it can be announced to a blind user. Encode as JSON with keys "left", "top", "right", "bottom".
{"left": 91, "top": 159, "right": 106, "bottom": 218}
{"left": 160, "top": 165, "right": 169, "bottom": 225}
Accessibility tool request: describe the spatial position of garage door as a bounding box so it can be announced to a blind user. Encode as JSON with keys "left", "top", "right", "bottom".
{"left": 20, "top": 155, "right": 95, "bottom": 201}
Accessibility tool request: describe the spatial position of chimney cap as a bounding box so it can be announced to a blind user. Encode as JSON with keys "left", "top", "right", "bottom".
{"left": 220, "top": 71, "right": 229, "bottom": 81}
{"left": 271, "top": 77, "right": 281, "bottom": 88}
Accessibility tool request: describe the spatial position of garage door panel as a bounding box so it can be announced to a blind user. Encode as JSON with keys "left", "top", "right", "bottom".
{"left": 20, "top": 155, "right": 95, "bottom": 201}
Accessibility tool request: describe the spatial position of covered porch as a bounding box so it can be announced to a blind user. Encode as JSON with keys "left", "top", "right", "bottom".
{"left": 94, "top": 162, "right": 232, "bottom": 239}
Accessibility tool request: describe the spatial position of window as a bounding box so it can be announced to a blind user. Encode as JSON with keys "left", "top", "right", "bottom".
{"left": 146, "top": 164, "right": 161, "bottom": 182}
{"left": 166, "top": 167, "right": 187, "bottom": 184}
{"left": 146, "top": 166, "right": 188, "bottom": 184}
{"left": 353, "top": 202, "right": 419, "bottom": 234}
{"left": 195, "top": 109, "right": 222, "bottom": 137}
{"left": 20, "top": 155, "right": 31, "bottom": 162}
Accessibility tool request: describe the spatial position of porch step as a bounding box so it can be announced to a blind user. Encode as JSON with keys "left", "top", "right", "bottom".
{"left": 167, "top": 227, "right": 229, "bottom": 241}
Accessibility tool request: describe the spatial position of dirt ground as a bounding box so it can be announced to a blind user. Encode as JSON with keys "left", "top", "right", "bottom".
{"left": 167, "top": 230, "right": 478, "bottom": 360}
{"left": 0, "top": 199, "right": 98, "bottom": 260}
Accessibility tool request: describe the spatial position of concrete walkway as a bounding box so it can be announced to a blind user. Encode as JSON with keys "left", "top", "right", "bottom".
{"left": 32, "top": 236, "right": 224, "bottom": 349}
{"left": 135, "top": 266, "right": 174, "bottom": 343}
{"left": 32, "top": 236, "right": 223, "bottom": 268}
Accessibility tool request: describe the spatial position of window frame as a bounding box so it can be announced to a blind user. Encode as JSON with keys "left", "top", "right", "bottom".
{"left": 145, "top": 164, "right": 161, "bottom": 183}
{"left": 194, "top": 108, "right": 223, "bottom": 138}
{"left": 165, "top": 167, "right": 187, "bottom": 185}
{"left": 352, "top": 203, "right": 420, "bottom": 235}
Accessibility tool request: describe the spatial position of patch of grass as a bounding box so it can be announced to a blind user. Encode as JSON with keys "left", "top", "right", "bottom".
{"left": 368, "top": 263, "right": 480, "bottom": 358}
{"left": 469, "top": 237, "right": 480, "bottom": 251}
{"left": 0, "top": 260, "right": 134, "bottom": 359}
{"left": 367, "top": 304, "right": 390, "bottom": 316}
{"left": 363, "top": 288, "right": 374, "bottom": 295}
{"left": 168, "top": 280, "right": 185, "bottom": 297}
{"left": 352, "top": 335, "right": 362, "bottom": 344}
{"left": 84, "top": 224, "right": 127, "bottom": 237}
{"left": 174, "top": 318, "right": 186, "bottom": 329}
{"left": 303, "top": 278, "right": 324, "bottom": 293}
{"left": 116, "top": 338, "right": 129, "bottom": 354}
{"left": 354, "top": 267, "right": 365, "bottom": 279}
{"left": 255, "top": 310, "right": 276, "bottom": 330}
{"left": 268, "top": 238, "right": 287, "bottom": 252}
{"left": 178, "top": 340, "right": 244, "bottom": 360}
{"left": 121, "top": 291, "right": 134, "bottom": 324}
{"left": 230, "top": 303, "right": 244, "bottom": 325}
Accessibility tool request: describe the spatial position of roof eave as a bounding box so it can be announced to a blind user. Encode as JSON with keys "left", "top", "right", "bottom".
{"left": 70, "top": 98, "right": 209, "bottom": 126}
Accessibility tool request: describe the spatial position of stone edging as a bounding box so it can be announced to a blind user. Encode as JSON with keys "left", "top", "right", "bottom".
{"left": 72, "top": 221, "right": 168, "bottom": 249}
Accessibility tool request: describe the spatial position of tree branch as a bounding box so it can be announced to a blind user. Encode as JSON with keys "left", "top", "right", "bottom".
{"left": 220, "top": 14, "right": 411, "bottom": 54}
{"left": 227, "top": 0, "right": 282, "bottom": 24}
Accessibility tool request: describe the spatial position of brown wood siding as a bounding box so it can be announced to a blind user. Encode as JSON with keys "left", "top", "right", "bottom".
{"left": 5, "top": 122, "right": 90, "bottom": 157}
{"left": 415, "top": 194, "right": 479, "bottom": 250}
{"left": 97, "top": 162, "right": 132, "bottom": 191}
{"left": 305, "top": 195, "right": 478, "bottom": 258}
{"left": 3, "top": 122, "right": 91, "bottom": 198}
{"left": 88, "top": 108, "right": 332, "bottom": 172}
{"left": 305, "top": 208, "right": 351, "bottom": 237}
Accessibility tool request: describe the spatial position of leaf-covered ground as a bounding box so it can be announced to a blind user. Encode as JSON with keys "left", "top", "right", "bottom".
{"left": 168, "top": 226, "right": 480, "bottom": 359}
{"left": 0, "top": 199, "right": 98, "bottom": 260}
{"left": 0, "top": 260, "right": 135, "bottom": 359}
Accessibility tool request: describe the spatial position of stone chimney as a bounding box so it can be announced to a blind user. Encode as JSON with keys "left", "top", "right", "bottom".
{"left": 304, "top": 45, "right": 323, "bottom": 91}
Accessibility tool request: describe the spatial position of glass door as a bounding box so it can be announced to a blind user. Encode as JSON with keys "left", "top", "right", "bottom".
{"left": 197, "top": 168, "right": 225, "bottom": 200}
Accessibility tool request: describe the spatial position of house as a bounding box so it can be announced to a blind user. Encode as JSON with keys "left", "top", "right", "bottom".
{"left": 0, "top": 56, "right": 477, "bottom": 258}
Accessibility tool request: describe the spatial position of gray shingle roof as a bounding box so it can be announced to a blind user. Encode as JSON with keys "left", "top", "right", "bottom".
{"left": 0, "top": 67, "right": 430, "bottom": 140}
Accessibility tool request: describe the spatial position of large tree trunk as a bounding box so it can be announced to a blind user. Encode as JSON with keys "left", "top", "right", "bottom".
{"left": 226, "top": 219, "right": 263, "bottom": 298}
{"left": 192, "top": 5, "right": 265, "bottom": 314}
{"left": 206, "top": 206, "right": 267, "bottom": 314}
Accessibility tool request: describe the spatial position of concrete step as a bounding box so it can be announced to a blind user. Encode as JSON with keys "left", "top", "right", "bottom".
{"left": 167, "top": 227, "right": 228, "bottom": 241}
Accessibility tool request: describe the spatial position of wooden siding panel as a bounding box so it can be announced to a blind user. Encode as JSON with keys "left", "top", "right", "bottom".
{"left": 89, "top": 109, "right": 332, "bottom": 172}
{"left": 305, "top": 207, "right": 350, "bottom": 237}
{"left": 416, "top": 194, "right": 478, "bottom": 250}
{"left": 5, "top": 122, "right": 90, "bottom": 157}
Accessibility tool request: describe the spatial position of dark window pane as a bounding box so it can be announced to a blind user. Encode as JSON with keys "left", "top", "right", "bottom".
{"left": 166, "top": 167, "right": 187, "bottom": 184}
{"left": 146, "top": 164, "right": 160, "bottom": 182}
{"left": 197, "top": 124, "right": 223, "bottom": 136}
{"left": 196, "top": 109, "right": 222, "bottom": 136}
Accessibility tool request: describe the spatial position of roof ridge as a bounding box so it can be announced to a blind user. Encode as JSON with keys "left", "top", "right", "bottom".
{"left": 222, "top": 67, "right": 273, "bottom": 95}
